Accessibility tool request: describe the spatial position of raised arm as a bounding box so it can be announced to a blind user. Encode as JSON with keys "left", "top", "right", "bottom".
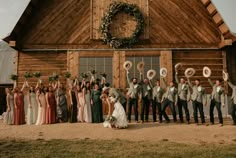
{"left": 175, "top": 73, "right": 180, "bottom": 84}
{"left": 161, "top": 77, "right": 168, "bottom": 88}
{"left": 228, "top": 81, "right": 236, "bottom": 89}
{"left": 187, "top": 77, "right": 193, "bottom": 89}
{"left": 126, "top": 72, "right": 131, "bottom": 85}
{"left": 208, "top": 78, "right": 214, "bottom": 87}
{"left": 20, "top": 82, "right": 26, "bottom": 92}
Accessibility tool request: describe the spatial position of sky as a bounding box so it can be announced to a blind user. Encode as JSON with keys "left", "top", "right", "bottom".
{"left": 0, "top": 0, "right": 235, "bottom": 39}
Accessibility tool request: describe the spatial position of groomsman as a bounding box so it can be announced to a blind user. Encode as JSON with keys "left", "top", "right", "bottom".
{"left": 208, "top": 78, "right": 225, "bottom": 126}
{"left": 161, "top": 77, "right": 178, "bottom": 123}
{"left": 187, "top": 78, "right": 206, "bottom": 125}
{"left": 227, "top": 81, "right": 236, "bottom": 125}
{"left": 104, "top": 83, "right": 127, "bottom": 112}
{"left": 126, "top": 72, "right": 140, "bottom": 123}
{"left": 140, "top": 78, "right": 152, "bottom": 123}
{"left": 175, "top": 72, "right": 191, "bottom": 123}
{"left": 152, "top": 80, "right": 164, "bottom": 123}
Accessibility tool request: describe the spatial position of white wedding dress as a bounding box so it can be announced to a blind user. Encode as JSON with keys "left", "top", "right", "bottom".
{"left": 103, "top": 99, "right": 128, "bottom": 129}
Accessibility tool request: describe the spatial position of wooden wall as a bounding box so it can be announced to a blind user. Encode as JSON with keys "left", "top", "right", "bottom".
{"left": 226, "top": 43, "right": 236, "bottom": 84}
{"left": 172, "top": 51, "right": 227, "bottom": 94}
{"left": 17, "top": 51, "right": 67, "bottom": 87}
{"left": 17, "top": 0, "right": 222, "bottom": 49}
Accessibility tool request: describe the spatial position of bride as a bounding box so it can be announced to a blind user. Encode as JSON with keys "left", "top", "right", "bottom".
{"left": 102, "top": 86, "right": 128, "bottom": 129}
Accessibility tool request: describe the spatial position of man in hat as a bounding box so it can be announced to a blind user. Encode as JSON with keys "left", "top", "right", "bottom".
{"left": 151, "top": 80, "right": 164, "bottom": 123}
{"left": 187, "top": 78, "right": 206, "bottom": 125}
{"left": 140, "top": 78, "right": 153, "bottom": 123}
{"left": 161, "top": 77, "right": 178, "bottom": 123}
{"left": 227, "top": 80, "right": 236, "bottom": 125}
{"left": 175, "top": 71, "right": 191, "bottom": 124}
{"left": 126, "top": 72, "right": 140, "bottom": 123}
{"left": 208, "top": 78, "right": 225, "bottom": 126}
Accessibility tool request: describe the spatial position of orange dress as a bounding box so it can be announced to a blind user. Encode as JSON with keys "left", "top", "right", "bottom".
{"left": 14, "top": 92, "right": 25, "bottom": 125}
{"left": 46, "top": 92, "right": 57, "bottom": 124}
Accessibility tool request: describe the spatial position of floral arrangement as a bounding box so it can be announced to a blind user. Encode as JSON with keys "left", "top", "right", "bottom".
{"left": 64, "top": 71, "right": 71, "bottom": 79}
{"left": 100, "top": 72, "right": 107, "bottom": 78}
{"left": 52, "top": 73, "right": 59, "bottom": 81}
{"left": 100, "top": 2, "right": 144, "bottom": 49}
{"left": 105, "top": 115, "right": 116, "bottom": 124}
{"left": 90, "top": 69, "right": 97, "bottom": 75}
{"left": 33, "top": 72, "right": 41, "bottom": 78}
{"left": 10, "top": 74, "right": 18, "bottom": 81}
{"left": 48, "top": 76, "right": 54, "bottom": 82}
{"left": 81, "top": 72, "right": 88, "bottom": 79}
{"left": 24, "top": 72, "right": 33, "bottom": 79}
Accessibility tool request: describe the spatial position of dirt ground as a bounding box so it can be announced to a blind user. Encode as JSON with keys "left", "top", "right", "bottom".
{"left": 0, "top": 118, "right": 235, "bottom": 145}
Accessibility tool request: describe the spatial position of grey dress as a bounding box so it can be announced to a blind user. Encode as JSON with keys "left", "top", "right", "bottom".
{"left": 56, "top": 89, "right": 68, "bottom": 122}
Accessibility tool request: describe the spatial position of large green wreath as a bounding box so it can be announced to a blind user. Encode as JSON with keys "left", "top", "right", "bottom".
{"left": 100, "top": 2, "right": 144, "bottom": 49}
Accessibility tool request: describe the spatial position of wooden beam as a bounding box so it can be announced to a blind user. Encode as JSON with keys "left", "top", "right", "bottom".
{"left": 218, "top": 39, "right": 232, "bottom": 48}
{"left": 160, "top": 50, "right": 173, "bottom": 84}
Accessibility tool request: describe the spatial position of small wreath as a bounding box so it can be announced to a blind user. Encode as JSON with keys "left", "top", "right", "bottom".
{"left": 100, "top": 2, "right": 144, "bottom": 49}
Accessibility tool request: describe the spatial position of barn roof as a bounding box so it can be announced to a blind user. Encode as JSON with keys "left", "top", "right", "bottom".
{"left": 0, "top": 41, "right": 15, "bottom": 84}
{"left": 2, "top": 0, "right": 236, "bottom": 49}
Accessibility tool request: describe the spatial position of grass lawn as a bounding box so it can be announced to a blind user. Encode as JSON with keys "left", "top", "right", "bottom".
{"left": 0, "top": 139, "right": 235, "bottom": 158}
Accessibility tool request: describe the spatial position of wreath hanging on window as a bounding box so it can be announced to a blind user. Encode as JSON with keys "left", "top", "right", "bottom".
{"left": 100, "top": 2, "right": 144, "bottom": 49}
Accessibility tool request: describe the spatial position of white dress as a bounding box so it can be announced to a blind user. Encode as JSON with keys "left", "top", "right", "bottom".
{"left": 3, "top": 95, "right": 14, "bottom": 125}
{"left": 84, "top": 90, "right": 92, "bottom": 123}
{"left": 35, "top": 93, "right": 46, "bottom": 125}
{"left": 27, "top": 92, "right": 38, "bottom": 125}
{"left": 103, "top": 101, "right": 128, "bottom": 128}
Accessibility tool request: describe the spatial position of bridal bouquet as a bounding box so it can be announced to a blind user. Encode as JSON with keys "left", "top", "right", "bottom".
{"left": 105, "top": 115, "right": 116, "bottom": 124}
{"left": 10, "top": 74, "right": 18, "bottom": 81}
{"left": 81, "top": 72, "right": 88, "bottom": 79}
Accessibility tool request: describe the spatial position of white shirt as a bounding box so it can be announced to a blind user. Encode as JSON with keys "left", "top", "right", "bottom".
{"left": 216, "top": 86, "right": 221, "bottom": 93}
{"left": 197, "top": 86, "right": 202, "bottom": 92}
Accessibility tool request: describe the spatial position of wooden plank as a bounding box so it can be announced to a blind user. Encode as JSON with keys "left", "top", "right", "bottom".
{"left": 160, "top": 50, "right": 172, "bottom": 84}
{"left": 113, "top": 51, "right": 120, "bottom": 88}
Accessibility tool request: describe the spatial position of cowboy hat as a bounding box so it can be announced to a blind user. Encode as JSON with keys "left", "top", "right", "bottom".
{"left": 160, "top": 68, "right": 168, "bottom": 77}
{"left": 184, "top": 68, "right": 196, "bottom": 78}
{"left": 137, "top": 61, "right": 145, "bottom": 73}
{"left": 123, "top": 61, "right": 133, "bottom": 71}
{"left": 175, "top": 63, "right": 182, "bottom": 70}
{"left": 203, "top": 66, "right": 211, "bottom": 78}
{"left": 147, "top": 69, "right": 156, "bottom": 80}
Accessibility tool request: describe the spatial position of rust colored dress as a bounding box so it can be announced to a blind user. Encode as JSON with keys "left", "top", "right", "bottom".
{"left": 46, "top": 92, "right": 57, "bottom": 124}
{"left": 14, "top": 92, "right": 25, "bottom": 125}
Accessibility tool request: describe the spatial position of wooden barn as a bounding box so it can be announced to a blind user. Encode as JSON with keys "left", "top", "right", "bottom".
{"left": 3, "top": 0, "right": 236, "bottom": 95}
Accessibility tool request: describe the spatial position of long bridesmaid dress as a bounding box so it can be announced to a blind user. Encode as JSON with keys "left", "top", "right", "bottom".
{"left": 27, "top": 92, "right": 38, "bottom": 125}
{"left": 35, "top": 93, "right": 46, "bottom": 125}
{"left": 46, "top": 92, "right": 57, "bottom": 124}
{"left": 84, "top": 89, "right": 92, "bottom": 123}
{"left": 14, "top": 92, "right": 25, "bottom": 125}
{"left": 3, "top": 94, "right": 14, "bottom": 125}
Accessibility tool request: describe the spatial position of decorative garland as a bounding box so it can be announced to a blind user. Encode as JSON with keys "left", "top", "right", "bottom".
{"left": 100, "top": 2, "right": 144, "bottom": 49}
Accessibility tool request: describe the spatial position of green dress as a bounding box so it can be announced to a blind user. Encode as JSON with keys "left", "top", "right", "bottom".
{"left": 91, "top": 89, "right": 103, "bottom": 123}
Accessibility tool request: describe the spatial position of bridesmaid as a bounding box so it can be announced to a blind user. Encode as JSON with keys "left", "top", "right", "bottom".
{"left": 83, "top": 81, "right": 92, "bottom": 123}
{"left": 56, "top": 83, "right": 68, "bottom": 123}
{"left": 91, "top": 82, "right": 103, "bottom": 123}
{"left": 68, "top": 85, "right": 78, "bottom": 123}
{"left": 77, "top": 82, "right": 86, "bottom": 122}
{"left": 14, "top": 86, "right": 25, "bottom": 125}
{"left": 27, "top": 86, "right": 38, "bottom": 125}
{"left": 35, "top": 88, "right": 46, "bottom": 125}
{"left": 3, "top": 88, "right": 14, "bottom": 125}
{"left": 45, "top": 86, "right": 57, "bottom": 124}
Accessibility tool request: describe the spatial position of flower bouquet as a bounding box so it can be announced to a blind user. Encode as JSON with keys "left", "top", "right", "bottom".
{"left": 33, "top": 71, "right": 42, "bottom": 84}
{"left": 24, "top": 72, "right": 33, "bottom": 87}
{"left": 105, "top": 115, "right": 116, "bottom": 124}
{"left": 10, "top": 74, "right": 18, "bottom": 88}
{"left": 64, "top": 71, "right": 72, "bottom": 86}
{"left": 81, "top": 72, "right": 88, "bottom": 80}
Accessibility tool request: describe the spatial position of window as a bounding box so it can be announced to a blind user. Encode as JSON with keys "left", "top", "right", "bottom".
{"left": 79, "top": 57, "right": 113, "bottom": 84}
{"left": 126, "top": 56, "right": 160, "bottom": 81}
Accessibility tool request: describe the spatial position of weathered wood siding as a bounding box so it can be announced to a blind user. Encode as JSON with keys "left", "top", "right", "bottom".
{"left": 17, "top": 52, "right": 67, "bottom": 87}
{"left": 17, "top": 0, "right": 222, "bottom": 49}
{"left": 172, "top": 51, "right": 227, "bottom": 94}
